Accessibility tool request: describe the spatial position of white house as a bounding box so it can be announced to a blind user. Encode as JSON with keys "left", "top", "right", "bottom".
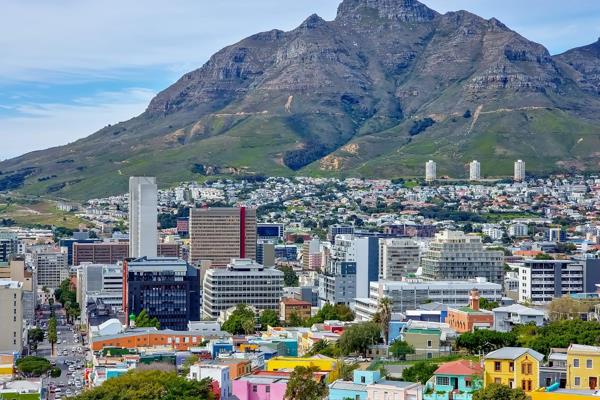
{"left": 492, "top": 304, "right": 545, "bottom": 332}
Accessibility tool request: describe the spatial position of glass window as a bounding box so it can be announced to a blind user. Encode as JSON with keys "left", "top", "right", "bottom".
{"left": 494, "top": 362, "right": 501, "bottom": 372}
{"left": 587, "top": 359, "right": 593, "bottom": 369}
{"left": 574, "top": 359, "right": 580, "bottom": 368}
{"left": 575, "top": 377, "right": 581, "bottom": 386}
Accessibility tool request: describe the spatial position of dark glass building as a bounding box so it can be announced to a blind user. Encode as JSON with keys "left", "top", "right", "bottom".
{"left": 124, "top": 257, "right": 200, "bottom": 330}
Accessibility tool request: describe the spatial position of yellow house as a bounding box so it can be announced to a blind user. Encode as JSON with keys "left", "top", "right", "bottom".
{"left": 265, "top": 355, "right": 339, "bottom": 382}
{"left": 531, "top": 388, "right": 600, "bottom": 400}
{"left": 484, "top": 347, "right": 544, "bottom": 393}
{"left": 566, "top": 344, "right": 600, "bottom": 391}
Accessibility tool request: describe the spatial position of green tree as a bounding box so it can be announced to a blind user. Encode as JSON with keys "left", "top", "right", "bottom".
{"left": 181, "top": 354, "right": 199, "bottom": 376}
{"left": 72, "top": 370, "right": 215, "bottom": 400}
{"left": 48, "top": 317, "right": 58, "bottom": 357}
{"left": 278, "top": 266, "right": 299, "bottom": 287}
{"left": 285, "top": 366, "right": 328, "bottom": 400}
{"left": 338, "top": 322, "right": 381, "bottom": 357}
{"left": 27, "top": 327, "right": 44, "bottom": 352}
{"left": 401, "top": 361, "right": 438, "bottom": 383}
{"left": 336, "top": 360, "right": 359, "bottom": 381}
{"left": 259, "top": 309, "right": 280, "bottom": 329}
{"left": 377, "top": 297, "right": 392, "bottom": 345}
{"left": 305, "top": 303, "right": 355, "bottom": 326}
{"left": 242, "top": 318, "right": 256, "bottom": 335}
{"left": 534, "top": 253, "right": 553, "bottom": 260}
{"left": 514, "top": 320, "right": 600, "bottom": 356}
{"left": 50, "top": 367, "right": 62, "bottom": 378}
{"left": 456, "top": 330, "right": 517, "bottom": 355}
{"left": 288, "top": 311, "right": 305, "bottom": 327}
{"left": 472, "top": 383, "right": 528, "bottom": 400}
{"left": 134, "top": 309, "right": 161, "bottom": 329}
{"left": 479, "top": 298, "right": 500, "bottom": 310}
{"left": 16, "top": 356, "right": 51, "bottom": 377}
{"left": 306, "top": 340, "right": 339, "bottom": 357}
{"left": 389, "top": 340, "right": 415, "bottom": 360}
{"left": 222, "top": 304, "right": 256, "bottom": 335}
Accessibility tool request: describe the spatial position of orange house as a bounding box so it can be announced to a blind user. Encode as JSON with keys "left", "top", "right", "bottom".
{"left": 446, "top": 290, "right": 494, "bottom": 333}
{"left": 90, "top": 329, "right": 207, "bottom": 351}
{"left": 215, "top": 358, "right": 252, "bottom": 379}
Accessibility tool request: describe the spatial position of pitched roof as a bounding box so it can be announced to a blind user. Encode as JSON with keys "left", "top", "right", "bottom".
{"left": 568, "top": 344, "right": 600, "bottom": 354}
{"left": 434, "top": 360, "right": 483, "bottom": 376}
{"left": 485, "top": 347, "right": 544, "bottom": 362}
{"left": 492, "top": 304, "right": 545, "bottom": 316}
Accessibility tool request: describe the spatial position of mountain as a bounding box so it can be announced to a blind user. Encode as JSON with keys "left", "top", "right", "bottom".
{"left": 2, "top": 0, "right": 600, "bottom": 200}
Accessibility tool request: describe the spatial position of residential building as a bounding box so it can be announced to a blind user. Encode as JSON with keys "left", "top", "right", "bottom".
{"left": 232, "top": 372, "right": 289, "bottom": 400}
{"left": 176, "top": 217, "right": 189, "bottom": 236}
{"left": 266, "top": 356, "right": 338, "bottom": 383}
{"left": 328, "top": 225, "right": 354, "bottom": 243}
{"left": 483, "top": 347, "right": 543, "bottom": 393}
{"left": 514, "top": 160, "right": 526, "bottom": 181}
{"left": 5, "top": 258, "right": 36, "bottom": 325}
{"left": 129, "top": 176, "right": 158, "bottom": 258}
{"left": 424, "top": 360, "right": 483, "bottom": 400}
{"left": 302, "top": 238, "right": 322, "bottom": 270}
{"left": 202, "top": 258, "right": 283, "bottom": 319}
{"left": 257, "top": 223, "right": 284, "bottom": 241}
{"left": 509, "top": 223, "right": 529, "bottom": 238}
{"left": 378, "top": 238, "right": 420, "bottom": 280}
{"left": 470, "top": 160, "right": 481, "bottom": 181}
{"left": 256, "top": 239, "right": 275, "bottom": 267}
{"left": 492, "top": 304, "right": 545, "bottom": 332}
{"left": 329, "top": 370, "right": 380, "bottom": 400}
{"left": 33, "top": 248, "right": 68, "bottom": 289}
{"left": 77, "top": 263, "right": 123, "bottom": 324}
{"left": 124, "top": 257, "right": 200, "bottom": 330}
{"left": 279, "top": 298, "right": 311, "bottom": 324}
{"left": 547, "top": 228, "right": 566, "bottom": 243}
{"left": 189, "top": 207, "right": 257, "bottom": 267}
{"left": 519, "top": 260, "right": 584, "bottom": 304}
{"left": 539, "top": 349, "right": 568, "bottom": 389}
{"left": 73, "top": 242, "right": 179, "bottom": 265}
{"left": 402, "top": 327, "right": 452, "bottom": 359}
{"left": 446, "top": 289, "right": 494, "bottom": 333}
{"left": 367, "top": 381, "right": 422, "bottom": 400}
{"left": 383, "top": 223, "right": 436, "bottom": 238}
{"left": 0, "top": 280, "right": 23, "bottom": 353}
{"left": 567, "top": 344, "right": 600, "bottom": 390}
{"left": 318, "top": 261, "right": 356, "bottom": 306}
{"left": 426, "top": 160, "right": 437, "bottom": 182}
{"left": 0, "top": 232, "right": 18, "bottom": 263}
{"left": 355, "top": 279, "right": 502, "bottom": 320}
{"left": 189, "top": 363, "right": 232, "bottom": 399}
{"left": 421, "top": 231, "right": 504, "bottom": 284}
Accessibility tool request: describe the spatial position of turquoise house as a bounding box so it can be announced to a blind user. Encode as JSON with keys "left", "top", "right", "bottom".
{"left": 329, "top": 370, "right": 381, "bottom": 400}
{"left": 424, "top": 360, "right": 483, "bottom": 400}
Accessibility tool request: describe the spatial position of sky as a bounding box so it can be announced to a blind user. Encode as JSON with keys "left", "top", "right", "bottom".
{"left": 1, "top": 0, "right": 599, "bottom": 160}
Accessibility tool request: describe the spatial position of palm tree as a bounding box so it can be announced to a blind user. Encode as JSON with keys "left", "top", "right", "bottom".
{"left": 377, "top": 297, "right": 392, "bottom": 345}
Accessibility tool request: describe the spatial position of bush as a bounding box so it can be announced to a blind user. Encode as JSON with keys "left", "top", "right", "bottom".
{"left": 16, "top": 356, "right": 51, "bottom": 377}
{"left": 409, "top": 118, "right": 435, "bottom": 136}
{"left": 50, "top": 367, "right": 62, "bottom": 377}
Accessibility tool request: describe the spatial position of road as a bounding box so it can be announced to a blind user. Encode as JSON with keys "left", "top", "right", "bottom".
{"left": 34, "top": 304, "right": 90, "bottom": 399}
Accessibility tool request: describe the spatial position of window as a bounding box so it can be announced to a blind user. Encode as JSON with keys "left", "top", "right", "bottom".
{"left": 265, "top": 386, "right": 270, "bottom": 393}
{"left": 575, "top": 377, "right": 581, "bottom": 386}
{"left": 521, "top": 362, "right": 532, "bottom": 375}
{"left": 527, "top": 380, "right": 532, "bottom": 391}
{"left": 587, "top": 359, "right": 593, "bottom": 369}
{"left": 574, "top": 359, "right": 580, "bottom": 368}
{"left": 494, "top": 378, "right": 501, "bottom": 384}
{"left": 509, "top": 379, "right": 514, "bottom": 389}
{"left": 494, "top": 361, "right": 501, "bottom": 372}
{"left": 509, "top": 362, "right": 514, "bottom": 372}
{"left": 465, "top": 380, "right": 472, "bottom": 388}
{"left": 427, "top": 340, "right": 433, "bottom": 348}
{"left": 437, "top": 377, "right": 450, "bottom": 386}
{"left": 546, "top": 378, "right": 552, "bottom": 386}
{"left": 361, "top": 376, "right": 366, "bottom": 383}
{"left": 521, "top": 380, "right": 527, "bottom": 391}
{"left": 252, "top": 385, "right": 257, "bottom": 392}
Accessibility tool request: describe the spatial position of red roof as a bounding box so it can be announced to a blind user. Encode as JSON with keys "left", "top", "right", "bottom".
{"left": 281, "top": 298, "right": 311, "bottom": 306}
{"left": 434, "top": 360, "right": 483, "bottom": 376}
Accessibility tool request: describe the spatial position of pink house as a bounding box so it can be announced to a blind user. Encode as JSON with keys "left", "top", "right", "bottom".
{"left": 232, "top": 372, "right": 288, "bottom": 400}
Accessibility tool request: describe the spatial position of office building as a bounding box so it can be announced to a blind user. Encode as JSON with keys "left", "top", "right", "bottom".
{"left": 425, "top": 160, "right": 436, "bottom": 182}
{"left": 274, "top": 245, "right": 298, "bottom": 262}
{"left": 4, "top": 258, "right": 36, "bottom": 325}
{"left": 202, "top": 258, "right": 283, "bottom": 319}
{"left": 0, "top": 232, "right": 18, "bottom": 263}
{"left": 77, "top": 263, "right": 123, "bottom": 324}
{"left": 546, "top": 227, "right": 566, "bottom": 243}
{"left": 328, "top": 225, "right": 354, "bottom": 243}
{"left": 354, "top": 278, "right": 502, "bottom": 320}
{"left": 378, "top": 238, "right": 420, "bottom": 280}
{"left": 383, "top": 223, "right": 436, "bottom": 238}
{"left": 128, "top": 176, "right": 158, "bottom": 258}
{"left": 302, "top": 238, "right": 322, "bottom": 270}
{"left": 509, "top": 223, "right": 529, "bottom": 238}
{"left": 518, "top": 259, "right": 585, "bottom": 304}
{"left": 257, "top": 223, "right": 284, "bottom": 241}
{"left": 33, "top": 248, "right": 68, "bottom": 289}
{"left": 256, "top": 239, "right": 275, "bottom": 267}
{"left": 514, "top": 159, "right": 526, "bottom": 181}
{"left": 0, "top": 280, "right": 23, "bottom": 353}
{"left": 421, "top": 230, "right": 504, "bottom": 284}
{"left": 73, "top": 242, "right": 179, "bottom": 265}
{"left": 58, "top": 231, "right": 100, "bottom": 265}
{"left": 189, "top": 207, "right": 257, "bottom": 267}
{"left": 124, "top": 257, "right": 200, "bottom": 330}
{"left": 469, "top": 160, "right": 481, "bottom": 181}
{"left": 318, "top": 261, "right": 356, "bottom": 306}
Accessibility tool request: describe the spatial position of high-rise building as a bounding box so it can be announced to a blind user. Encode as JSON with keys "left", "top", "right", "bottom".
{"left": 33, "top": 248, "right": 69, "bottom": 289}
{"left": 128, "top": 177, "right": 158, "bottom": 258}
{"left": 77, "top": 263, "right": 123, "bottom": 324}
{"left": 202, "top": 259, "right": 283, "bottom": 319}
{"left": 328, "top": 225, "right": 354, "bottom": 243}
{"left": 0, "top": 232, "right": 18, "bottom": 263}
{"left": 0, "top": 280, "right": 23, "bottom": 353}
{"left": 123, "top": 257, "right": 200, "bottom": 330}
{"left": 256, "top": 240, "right": 275, "bottom": 267}
{"left": 189, "top": 207, "right": 257, "bottom": 267}
{"left": 256, "top": 223, "right": 284, "bottom": 241}
{"left": 421, "top": 231, "right": 504, "bottom": 284}
{"left": 425, "top": 160, "right": 436, "bottom": 182}
{"left": 274, "top": 245, "right": 298, "bottom": 262}
{"left": 318, "top": 260, "right": 356, "bottom": 306}
{"left": 514, "top": 160, "right": 526, "bottom": 181}
{"left": 378, "top": 238, "right": 420, "bottom": 280}
{"left": 4, "top": 258, "right": 36, "bottom": 325}
{"left": 469, "top": 160, "right": 481, "bottom": 181}
{"left": 302, "top": 238, "right": 322, "bottom": 270}
{"left": 518, "top": 259, "right": 585, "bottom": 304}
{"left": 73, "top": 242, "right": 179, "bottom": 265}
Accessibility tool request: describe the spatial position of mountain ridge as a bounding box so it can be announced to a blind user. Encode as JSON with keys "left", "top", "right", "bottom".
{"left": 2, "top": 0, "right": 600, "bottom": 200}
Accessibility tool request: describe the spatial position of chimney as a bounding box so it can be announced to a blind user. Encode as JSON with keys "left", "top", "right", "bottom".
{"left": 469, "top": 289, "right": 480, "bottom": 311}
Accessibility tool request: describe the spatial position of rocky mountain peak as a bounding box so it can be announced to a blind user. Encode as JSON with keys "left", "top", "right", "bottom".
{"left": 299, "top": 13, "right": 327, "bottom": 30}
{"left": 336, "top": 0, "right": 438, "bottom": 23}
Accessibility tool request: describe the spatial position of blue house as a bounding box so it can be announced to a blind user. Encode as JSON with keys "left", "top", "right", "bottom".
{"left": 329, "top": 370, "right": 381, "bottom": 400}
{"left": 424, "top": 360, "right": 483, "bottom": 400}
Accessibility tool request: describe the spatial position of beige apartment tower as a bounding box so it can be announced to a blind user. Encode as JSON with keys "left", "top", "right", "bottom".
{"left": 189, "top": 207, "right": 257, "bottom": 267}
{"left": 378, "top": 238, "right": 420, "bottom": 280}
{"left": 0, "top": 280, "right": 23, "bottom": 353}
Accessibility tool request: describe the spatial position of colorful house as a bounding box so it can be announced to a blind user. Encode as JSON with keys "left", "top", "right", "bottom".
{"left": 446, "top": 290, "right": 493, "bottom": 333}
{"left": 566, "top": 344, "right": 600, "bottom": 390}
{"left": 329, "top": 370, "right": 381, "bottom": 400}
{"left": 483, "top": 347, "right": 543, "bottom": 394}
{"left": 424, "top": 360, "right": 483, "bottom": 400}
{"left": 531, "top": 387, "right": 600, "bottom": 400}
{"left": 265, "top": 355, "right": 338, "bottom": 383}
{"left": 232, "top": 370, "right": 328, "bottom": 400}
{"left": 367, "top": 381, "right": 423, "bottom": 400}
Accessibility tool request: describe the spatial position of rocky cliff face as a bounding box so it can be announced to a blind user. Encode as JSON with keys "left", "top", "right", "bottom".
{"left": 3, "top": 0, "right": 600, "bottom": 199}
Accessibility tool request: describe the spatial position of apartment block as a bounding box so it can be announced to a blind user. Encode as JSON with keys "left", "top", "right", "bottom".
{"left": 0, "top": 280, "right": 23, "bottom": 353}
{"left": 33, "top": 248, "right": 68, "bottom": 289}
{"left": 378, "top": 238, "right": 420, "bottom": 280}
{"left": 518, "top": 259, "right": 584, "bottom": 304}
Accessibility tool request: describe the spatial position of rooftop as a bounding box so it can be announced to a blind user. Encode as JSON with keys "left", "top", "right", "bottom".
{"left": 434, "top": 360, "right": 483, "bottom": 376}
{"left": 485, "top": 347, "right": 544, "bottom": 362}
{"left": 492, "top": 303, "right": 545, "bottom": 316}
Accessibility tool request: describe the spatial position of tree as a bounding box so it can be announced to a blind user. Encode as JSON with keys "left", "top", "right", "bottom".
{"left": 288, "top": 311, "right": 305, "bottom": 327}
{"left": 306, "top": 340, "right": 339, "bottom": 357}
{"left": 278, "top": 266, "right": 299, "bottom": 287}
{"left": 71, "top": 370, "right": 215, "bottom": 400}
{"left": 389, "top": 340, "right": 415, "bottom": 360}
{"left": 338, "top": 322, "right": 381, "bottom": 357}
{"left": 473, "top": 383, "right": 528, "bottom": 400}
{"left": 285, "top": 366, "right": 328, "bottom": 400}
{"left": 134, "top": 309, "right": 161, "bottom": 329}
{"left": 28, "top": 328, "right": 44, "bottom": 353}
{"left": 16, "top": 356, "right": 51, "bottom": 377}
{"left": 456, "top": 330, "right": 517, "bottom": 355}
{"left": 401, "top": 361, "right": 438, "bottom": 383}
{"left": 259, "top": 309, "right": 280, "bottom": 329}
{"left": 222, "top": 304, "right": 256, "bottom": 335}
{"left": 479, "top": 298, "right": 500, "bottom": 310}
{"left": 50, "top": 367, "right": 62, "bottom": 378}
{"left": 535, "top": 253, "right": 553, "bottom": 260}
{"left": 48, "top": 317, "right": 58, "bottom": 357}
{"left": 377, "top": 297, "right": 392, "bottom": 345}
{"left": 548, "top": 296, "right": 590, "bottom": 321}
{"left": 242, "top": 318, "right": 256, "bottom": 335}
{"left": 336, "top": 360, "right": 359, "bottom": 381}
{"left": 514, "top": 320, "right": 600, "bottom": 355}
{"left": 306, "top": 303, "right": 355, "bottom": 326}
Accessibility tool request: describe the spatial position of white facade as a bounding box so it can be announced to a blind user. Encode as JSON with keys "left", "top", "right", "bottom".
{"left": 33, "top": 249, "right": 68, "bottom": 289}
{"left": 425, "top": 160, "right": 436, "bottom": 182}
{"left": 378, "top": 238, "right": 420, "bottom": 280}
{"left": 492, "top": 304, "right": 545, "bottom": 332}
{"left": 77, "top": 263, "right": 123, "bottom": 324}
{"left": 128, "top": 176, "right": 158, "bottom": 258}
{"left": 509, "top": 223, "right": 529, "bottom": 237}
{"left": 189, "top": 364, "right": 231, "bottom": 399}
{"left": 518, "top": 259, "right": 584, "bottom": 304}
{"left": 0, "top": 280, "right": 23, "bottom": 353}
{"left": 514, "top": 160, "right": 526, "bottom": 181}
{"left": 469, "top": 160, "right": 481, "bottom": 181}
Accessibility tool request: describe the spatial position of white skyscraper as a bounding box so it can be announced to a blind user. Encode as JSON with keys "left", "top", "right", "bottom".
{"left": 425, "top": 160, "right": 436, "bottom": 182}
{"left": 129, "top": 177, "right": 158, "bottom": 258}
{"left": 469, "top": 160, "right": 481, "bottom": 181}
{"left": 514, "top": 160, "right": 526, "bottom": 182}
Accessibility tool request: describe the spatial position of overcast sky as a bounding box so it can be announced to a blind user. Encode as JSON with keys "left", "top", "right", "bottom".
{"left": 1, "top": 0, "right": 599, "bottom": 160}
